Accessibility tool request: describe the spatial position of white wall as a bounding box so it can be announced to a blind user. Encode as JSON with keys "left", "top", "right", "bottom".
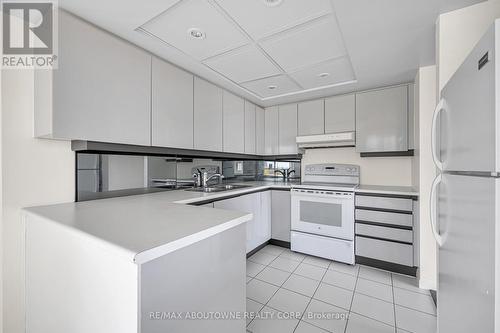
{"left": 1, "top": 70, "right": 75, "bottom": 333}
{"left": 437, "top": 0, "right": 500, "bottom": 92}
{"left": 301, "top": 147, "right": 414, "bottom": 186}
{"left": 414, "top": 66, "right": 438, "bottom": 290}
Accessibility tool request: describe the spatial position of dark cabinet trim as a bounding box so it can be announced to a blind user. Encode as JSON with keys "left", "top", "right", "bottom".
{"left": 355, "top": 234, "right": 413, "bottom": 245}
{"left": 355, "top": 192, "right": 418, "bottom": 201}
{"left": 355, "top": 256, "right": 417, "bottom": 277}
{"left": 355, "top": 220, "right": 413, "bottom": 231}
{"left": 72, "top": 140, "right": 302, "bottom": 161}
{"left": 355, "top": 206, "right": 413, "bottom": 215}
{"left": 360, "top": 150, "right": 414, "bottom": 157}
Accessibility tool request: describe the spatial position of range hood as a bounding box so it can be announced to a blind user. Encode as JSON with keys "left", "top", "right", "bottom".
{"left": 296, "top": 132, "right": 355, "bottom": 148}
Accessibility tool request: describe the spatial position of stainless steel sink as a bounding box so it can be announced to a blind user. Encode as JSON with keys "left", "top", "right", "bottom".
{"left": 185, "top": 184, "right": 252, "bottom": 193}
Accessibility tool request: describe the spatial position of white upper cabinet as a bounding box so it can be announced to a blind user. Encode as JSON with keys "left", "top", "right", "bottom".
{"left": 244, "top": 101, "right": 256, "bottom": 154}
{"left": 256, "top": 106, "right": 266, "bottom": 155}
{"left": 278, "top": 104, "right": 298, "bottom": 154}
{"left": 298, "top": 100, "right": 324, "bottom": 136}
{"left": 151, "top": 57, "right": 193, "bottom": 149}
{"left": 194, "top": 77, "right": 223, "bottom": 152}
{"left": 325, "top": 94, "right": 356, "bottom": 133}
{"left": 265, "top": 106, "right": 279, "bottom": 155}
{"left": 34, "top": 10, "right": 151, "bottom": 146}
{"left": 222, "top": 91, "right": 245, "bottom": 153}
{"left": 356, "top": 85, "right": 408, "bottom": 153}
{"left": 407, "top": 83, "right": 415, "bottom": 150}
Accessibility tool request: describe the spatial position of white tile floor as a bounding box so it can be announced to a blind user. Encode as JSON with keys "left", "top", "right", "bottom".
{"left": 246, "top": 245, "right": 437, "bottom": 333}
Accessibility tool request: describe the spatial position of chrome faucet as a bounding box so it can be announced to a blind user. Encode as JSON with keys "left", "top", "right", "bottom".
{"left": 201, "top": 172, "right": 224, "bottom": 187}
{"left": 274, "top": 168, "right": 295, "bottom": 181}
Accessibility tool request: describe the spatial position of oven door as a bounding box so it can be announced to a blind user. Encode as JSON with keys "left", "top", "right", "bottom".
{"left": 291, "top": 188, "right": 354, "bottom": 240}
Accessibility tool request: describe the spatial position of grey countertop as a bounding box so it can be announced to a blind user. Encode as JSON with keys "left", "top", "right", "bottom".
{"left": 23, "top": 179, "right": 417, "bottom": 264}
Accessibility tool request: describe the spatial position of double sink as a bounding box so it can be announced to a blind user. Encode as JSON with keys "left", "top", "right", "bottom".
{"left": 185, "top": 184, "right": 252, "bottom": 193}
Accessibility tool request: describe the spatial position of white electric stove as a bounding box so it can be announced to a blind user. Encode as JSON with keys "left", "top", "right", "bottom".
{"left": 291, "top": 163, "right": 360, "bottom": 264}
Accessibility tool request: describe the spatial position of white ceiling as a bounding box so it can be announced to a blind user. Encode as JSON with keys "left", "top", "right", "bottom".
{"left": 59, "top": 0, "right": 485, "bottom": 107}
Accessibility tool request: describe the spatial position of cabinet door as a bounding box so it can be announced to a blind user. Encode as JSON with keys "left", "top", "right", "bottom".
{"left": 278, "top": 104, "right": 298, "bottom": 154}
{"left": 48, "top": 10, "right": 151, "bottom": 145}
{"left": 244, "top": 101, "right": 256, "bottom": 154}
{"left": 256, "top": 106, "right": 266, "bottom": 155}
{"left": 408, "top": 83, "right": 415, "bottom": 150}
{"left": 194, "top": 78, "right": 223, "bottom": 151}
{"left": 258, "top": 191, "right": 272, "bottom": 243}
{"left": 214, "top": 193, "right": 261, "bottom": 253}
{"left": 298, "top": 100, "right": 324, "bottom": 135}
{"left": 222, "top": 91, "right": 245, "bottom": 153}
{"left": 356, "top": 85, "right": 408, "bottom": 153}
{"left": 265, "top": 106, "right": 279, "bottom": 155}
{"left": 271, "top": 190, "right": 291, "bottom": 242}
{"left": 152, "top": 57, "right": 193, "bottom": 149}
{"left": 325, "top": 94, "right": 355, "bottom": 133}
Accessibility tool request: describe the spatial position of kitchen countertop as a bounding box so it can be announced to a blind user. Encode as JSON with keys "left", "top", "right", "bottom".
{"left": 23, "top": 179, "right": 418, "bottom": 264}
{"left": 355, "top": 184, "right": 419, "bottom": 197}
{"left": 22, "top": 180, "right": 297, "bottom": 264}
{"left": 24, "top": 194, "right": 253, "bottom": 264}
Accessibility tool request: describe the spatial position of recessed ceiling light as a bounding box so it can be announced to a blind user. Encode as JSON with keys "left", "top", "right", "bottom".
{"left": 318, "top": 72, "right": 330, "bottom": 78}
{"left": 188, "top": 28, "right": 205, "bottom": 40}
{"left": 267, "top": 85, "right": 277, "bottom": 90}
{"left": 262, "top": 0, "right": 283, "bottom": 7}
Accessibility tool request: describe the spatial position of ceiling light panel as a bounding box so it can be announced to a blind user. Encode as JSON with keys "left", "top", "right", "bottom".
{"left": 289, "top": 56, "right": 356, "bottom": 89}
{"left": 204, "top": 45, "right": 281, "bottom": 83}
{"left": 140, "top": 0, "right": 249, "bottom": 60}
{"left": 214, "top": 0, "right": 332, "bottom": 40}
{"left": 260, "top": 16, "right": 347, "bottom": 72}
{"left": 241, "top": 75, "right": 300, "bottom": 98}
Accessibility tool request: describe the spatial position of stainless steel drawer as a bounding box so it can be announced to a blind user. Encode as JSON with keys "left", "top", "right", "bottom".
{"left": 355, "top": 223, "right": 413, "bottom": 243}
{"left": 355, "top": 236, "right": 413, "bottom": 266}
{"left": 355, "top": 209, "right": 412, "bottom": 228}
{"left": 355, "top": 195, "right": 413, "bottom": 212}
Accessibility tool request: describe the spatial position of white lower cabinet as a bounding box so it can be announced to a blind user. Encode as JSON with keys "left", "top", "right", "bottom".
{"left": 354, "top": 193, "right": 417, "bottom": 271}
{"left": 271, "top": 190, "right": 291, "bottom": 242}
{"left": 214, "top": 192, "right": 271, "bottom": 253}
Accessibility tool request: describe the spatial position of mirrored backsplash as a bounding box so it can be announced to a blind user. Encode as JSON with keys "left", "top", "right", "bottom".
{"left": 77, "top": 153, "right": 301, "bottom": 201}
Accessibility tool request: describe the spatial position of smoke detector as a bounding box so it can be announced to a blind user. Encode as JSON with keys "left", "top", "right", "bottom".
{"left": 188, "top": 28, "right": 206, "bottom": 40}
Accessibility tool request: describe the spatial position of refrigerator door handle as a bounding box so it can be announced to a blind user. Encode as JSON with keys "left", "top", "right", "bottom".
{"left": 431, "top": 98, "right": 447, "bottom": 171}
{"left": 430, "top": 173, "right": 444, "bottom": 247}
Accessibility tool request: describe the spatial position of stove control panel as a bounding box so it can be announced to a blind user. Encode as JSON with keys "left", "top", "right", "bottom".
{"left": 304, "top": 164, "right": 360, "bottom": 177}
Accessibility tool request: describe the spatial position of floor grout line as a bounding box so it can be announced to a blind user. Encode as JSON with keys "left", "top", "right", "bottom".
{"left": 343, "top": 263, "right": 360, "bottom": 333}
{"left": 291, "top": 259, "right": 329, "bottom": 333}
{"left": 248, "top": 248, "right": 434, "bottom": 332}
{"left": 391, "top": 274, "right": 397, "bottom": 330}
{"left": 247, "top": 247, "right": 307, "bottom": 329}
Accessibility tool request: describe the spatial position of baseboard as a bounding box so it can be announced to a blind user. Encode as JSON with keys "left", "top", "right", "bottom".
{"left": 268, "top": 239, "right": 291, "bottom": 249}
{"left": 246, "top": 239, "right": 291, "bottom": 258}
{"left": 246, "top": 241, "right": 269, "bottom": 258}
{"left": 355, "top": 256, "right": 417, "bottom": 277}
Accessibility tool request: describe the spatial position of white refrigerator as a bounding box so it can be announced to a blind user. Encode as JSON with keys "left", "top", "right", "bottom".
{"left": 431, "top": 20, "right": 500, "bottom": 333}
